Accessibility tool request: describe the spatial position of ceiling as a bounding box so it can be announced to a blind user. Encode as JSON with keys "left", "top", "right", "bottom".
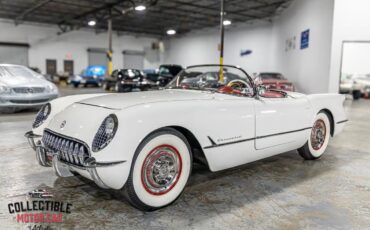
{"left": 0, "top": 0, "right": 293, "bottom": 37}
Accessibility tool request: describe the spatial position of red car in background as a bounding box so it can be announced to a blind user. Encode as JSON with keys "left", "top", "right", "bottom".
{"left": 254, "top": 72, "right": 295, "bottom": 92}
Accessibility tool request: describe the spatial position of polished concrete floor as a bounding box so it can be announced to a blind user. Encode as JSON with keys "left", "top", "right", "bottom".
{"left": 0, "top": 87, "right": 369, "bottom": 229}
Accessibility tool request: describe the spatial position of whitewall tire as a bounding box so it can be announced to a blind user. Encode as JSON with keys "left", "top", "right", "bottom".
{"left": 124, "top": 128, "right": 192, "bottom": 211}
{"left": 298, "top": 112, "right": 331, "bottom": 160}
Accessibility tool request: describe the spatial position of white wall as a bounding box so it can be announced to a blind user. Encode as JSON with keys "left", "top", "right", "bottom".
{"left": 164, "top": 22, "right": 274, "bottom": 75}
{"left": 269, "top": 0, "right": 334, "bottom": 93}
{"left": 164, "top": 0, "right": 335, "bottom": 94}
{"left": 0, "top": 20, "right": 160, "bottom": 74}
{"left": 329, "top": 0, "right": 370, "bottom": 92}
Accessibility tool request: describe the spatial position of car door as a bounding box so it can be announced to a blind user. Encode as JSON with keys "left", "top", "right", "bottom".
{"left": 254, "top": 94, "right": 313, "bottom": 150}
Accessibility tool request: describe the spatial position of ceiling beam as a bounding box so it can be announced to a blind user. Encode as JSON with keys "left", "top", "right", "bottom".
{"left": 14, "top": 0, "right": 53, "bottom": 25}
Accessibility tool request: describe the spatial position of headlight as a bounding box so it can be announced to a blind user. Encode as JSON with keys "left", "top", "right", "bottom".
{"left": 92, "top": 114, "right": 118, "bottom": 152}
{"left": 0, "top": 84, "right": 11, "bottom": 95}
{"left": 46, "top": 84, "right": 58, "bottom": 93}
{"left": 33, "top": 103, "right": 51, "bottom": 128}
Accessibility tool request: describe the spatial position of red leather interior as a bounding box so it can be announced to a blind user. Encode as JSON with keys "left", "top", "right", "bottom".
{"left": 260, "top": 90, "right": 285, "bottom": 98}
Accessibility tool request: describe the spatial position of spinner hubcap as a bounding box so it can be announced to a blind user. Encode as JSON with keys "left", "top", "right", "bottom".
{"left": 311, "top": 119, "right": 327, "bottom": 150}
{"left": 141, "top": 145, "right": 182, "bottom": 195}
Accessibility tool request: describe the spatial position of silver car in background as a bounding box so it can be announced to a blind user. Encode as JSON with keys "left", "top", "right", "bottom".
{"left": 0, "top": 64, "right": 59, "bottom": 112}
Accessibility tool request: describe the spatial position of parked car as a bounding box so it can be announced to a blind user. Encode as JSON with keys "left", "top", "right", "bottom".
{"left": 351, "top": 74, "right": 370, "bottom": 98}
{"left": 102, "top": 69, "right": 156, "bottom": 92}
{"left": 254, "top": 72, "right": 295, "bottom": 91}
{"left": 70, "top": 65, "right": 107, "bottom": 88}
{"left": 339, "top": 74, "right": 363, "bottom": 100}
{"left": 156, "top": 64, "right": 183, "bottom": 86}
{"left": 26, "top": 64, "right": 347, "bottom": 211}
{"left": 0, "top": 64, "right": 59, "bottom": 112}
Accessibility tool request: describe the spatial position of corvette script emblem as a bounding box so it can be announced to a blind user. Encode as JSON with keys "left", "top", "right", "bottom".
{"left": 60, "top": 120, "right": 66, "bottom": 129}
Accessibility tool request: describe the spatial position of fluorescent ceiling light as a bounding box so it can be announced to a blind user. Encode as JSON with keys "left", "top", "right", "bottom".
{"left": 88, "top": 20, "right": 96, "bottom": 26}
{"left": 223, "top": 20, "right": 232, "bottom": 26}
{"left": 166, "top": 29, "right": 176, "bottom": 35}
{"left": 135, "top": 5, "right": 146, "bottom": 11}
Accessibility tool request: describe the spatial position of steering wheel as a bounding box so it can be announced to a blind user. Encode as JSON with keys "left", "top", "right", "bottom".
{"left": 227, "top": 79, "right": 250, "bottom": 90}
{"left": 217, "top": 80, "right": 251, "bottom": 96}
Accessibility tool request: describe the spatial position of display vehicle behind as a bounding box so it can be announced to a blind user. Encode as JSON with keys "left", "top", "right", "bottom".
{"left": 0, "top": 64, "right": 59, "bottom": 112}
{"left": 102, "top": 68, "right": 156, "bottom": 92}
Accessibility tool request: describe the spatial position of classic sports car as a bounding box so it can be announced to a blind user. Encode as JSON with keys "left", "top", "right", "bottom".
{"left": 254, "top": 72, "right": 295, "bottom": 92}
{"left": 25, "top": 65, "right": 347, "bottom": 211}
{"left": 102, "top": 69, "right": 156, "bottom": 92}
{"left": 0, "top": 64, "right": 59, "bottom": 112}
{"left": 69, "top": 65, "right": 107, "bottom": 88}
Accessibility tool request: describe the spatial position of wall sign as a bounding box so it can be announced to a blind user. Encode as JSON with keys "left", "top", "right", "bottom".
{"left": 240, "top": 49, "right": 252, "bottom": 57}
{"left": 301, "top": 29, "right": 310, "bottom": 49}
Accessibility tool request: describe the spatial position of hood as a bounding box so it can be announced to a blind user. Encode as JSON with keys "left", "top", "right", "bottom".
{"left": 0, "top": 74, "right": 49, "bottom": 88}
{"left": 76, "top": 89, "right": 214, "bottom": 110}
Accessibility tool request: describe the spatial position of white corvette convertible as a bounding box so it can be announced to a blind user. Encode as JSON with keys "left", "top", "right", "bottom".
{"left": 26, "top": 65, "right": 347, "bottom": 211}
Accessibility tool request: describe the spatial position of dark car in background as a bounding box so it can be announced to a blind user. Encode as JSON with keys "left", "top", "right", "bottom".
{"left": 156, "top": 64, "right": 183, "bottom": 86}
{"left": 102, "top": 69, "right": 156, "bottom": 92}
{"left": 254, "top": 72, "right": 295, "bottom": 92}
{"left": 70, "top": 65, "right": 107, "bottom": 88}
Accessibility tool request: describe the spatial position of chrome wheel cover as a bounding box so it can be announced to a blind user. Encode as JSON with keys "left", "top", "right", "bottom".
{"left": 141, "top": 145, "right": 182, "bottom": 195}
{"left": 311, "top": 119, "right": 327, "bottom": 150}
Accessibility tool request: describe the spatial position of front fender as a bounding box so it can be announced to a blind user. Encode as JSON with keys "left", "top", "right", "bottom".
{"left": 31, "top": 94, "right": 109, "bottom": 135}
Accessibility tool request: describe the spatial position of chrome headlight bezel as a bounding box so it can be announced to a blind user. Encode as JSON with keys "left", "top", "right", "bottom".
{"left": 33, "top": 103, "right": 51, "bottom": 128}
{"left": 92, "top": 114, "right": 118, "bottom": 152}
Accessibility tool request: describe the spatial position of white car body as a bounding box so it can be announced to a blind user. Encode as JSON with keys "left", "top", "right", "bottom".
{"left": 28, "top": 89, "right": 347, "bottom": 190}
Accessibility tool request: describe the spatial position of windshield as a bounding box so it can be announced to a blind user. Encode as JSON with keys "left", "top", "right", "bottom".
{"left": 159, "top": 65, "right": 183, "bottom": 76}
{"left": 167, "top": 65, "right": 254, "bottom": 97}
{"left": 124, "top": 69, "right": 143, "bottom": 78}
{"left": 259, "top": 73, "right": 285, "bottom": 80}
{"left": 2, "top": 65, "right": 42, "bottom": 78}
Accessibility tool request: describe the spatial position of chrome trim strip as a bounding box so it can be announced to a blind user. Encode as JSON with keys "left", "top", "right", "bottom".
{"left": 256, "top": 127, "right": 312, "bottom": 139}
{"left": 76, "top": 102, "right": 121, "bottom": 110}
{"left": 204, "top": 127, "right": 312, "bottom": 149}
{"left": 59, "top": 157, "right": 126, "bottom": 168}
{"left": 336, "top": 119, "right": 348, "bottom": 124}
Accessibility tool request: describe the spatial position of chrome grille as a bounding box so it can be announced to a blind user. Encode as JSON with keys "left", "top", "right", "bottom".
{"left": 13, "top": 87, "right": 45, "bottom": 94}
{"left": 42, "top": 130, "right": 89, "bottom": 167}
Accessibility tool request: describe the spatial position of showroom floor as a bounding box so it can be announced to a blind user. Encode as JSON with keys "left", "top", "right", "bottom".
{"left": 0, "top": 87, "right": 369, "bottom": 229}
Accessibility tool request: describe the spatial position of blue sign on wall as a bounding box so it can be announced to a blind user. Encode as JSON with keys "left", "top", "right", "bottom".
{"left": 301, "top": 29, "right": 310, "bottom": 49}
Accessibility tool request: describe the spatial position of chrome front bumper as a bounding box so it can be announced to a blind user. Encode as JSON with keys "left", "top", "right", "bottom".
{"left": 25, "top": 131, "right": 125, "bottom": 189}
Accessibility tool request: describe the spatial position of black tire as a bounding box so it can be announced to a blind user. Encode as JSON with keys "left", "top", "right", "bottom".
{"left": 123, "top": 128, "right": 193, "bottom": 211}
{"left": 298, "top": 112, "right": 331, "bottom": 160}
{"left": 141, "top": 86, "right": 149, "bottom": 91}
{"left": 353, "top": 90, "right": 361, "bottom": 100}
{"left": 115, "top": 82, "right": 122, "bottom": 92}
{"left": 102, "top": 82, "right": 109, "bottom": 90}
{"left": 73, "top": 83, "right": 79, "bottom": 88}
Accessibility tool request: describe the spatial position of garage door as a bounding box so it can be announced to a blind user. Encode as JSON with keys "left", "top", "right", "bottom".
{"left": 87, "top": 48, "right": 107, "bottom": 67}
{"left": 0, "top": 43, "right": 29, "bottom": 66}
{"left": 123, "top": 50, "right": 144, "bottom": 70}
